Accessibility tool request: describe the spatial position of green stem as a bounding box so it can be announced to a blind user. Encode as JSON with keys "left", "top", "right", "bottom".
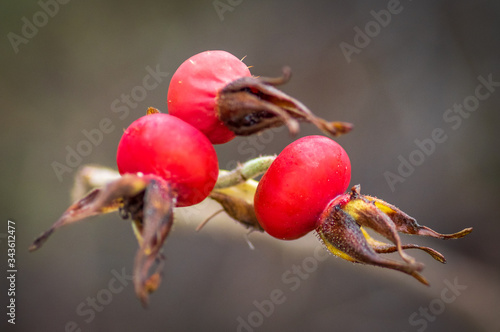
{"left": 215, "top": 155, "right": 276, "bottom": 189}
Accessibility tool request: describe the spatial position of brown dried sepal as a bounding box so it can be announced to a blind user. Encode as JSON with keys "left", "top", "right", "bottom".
{"left": 29, "top": 174, "right": 150, "bottom": 251}
{"left": 29, "top": 173, "right": 176, "bottom": 306}
{"left": 202, "top": 191, "right": 264, "bottom": 232}
{"left": 197, "top": 179, "right": 264, "bottom": 232}
{"left": 316, "top": 185, "right": 473, "bottom": 285}
{"left": 146, "top": 106, "right": 160, "bottom": 115}
{"left": 130, "top": 178, "right": 175, "bottom": 306}
{"left": 216, "top": 67, "right": 353, "bottom": 137}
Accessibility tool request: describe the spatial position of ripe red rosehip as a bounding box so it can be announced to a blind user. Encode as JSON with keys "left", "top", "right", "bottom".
{"left": 254, "top": 135, "right": 351, "bottom": 240}
{"left": 167, "top": 50, "right": 251, "bottom": 144}
{"left": 116, "top": 113, "right": 219, "bottom": 207}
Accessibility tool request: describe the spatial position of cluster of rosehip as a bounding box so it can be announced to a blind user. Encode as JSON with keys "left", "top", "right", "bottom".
{"left": 30, "top": 51, "right": 472, "bottom": 305}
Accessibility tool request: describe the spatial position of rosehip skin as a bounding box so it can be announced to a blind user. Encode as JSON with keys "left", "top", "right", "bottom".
{"left": 116, "top": 113, "right": 219, "bottom": 207}
{"left": 168, "top": 50, "right": 251, "bottom": 144}
{"left": 254, "top": 135, "right": 351, "bottom": 240}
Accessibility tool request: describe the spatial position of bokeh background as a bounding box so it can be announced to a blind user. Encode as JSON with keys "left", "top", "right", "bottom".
{"left": 1, "top": 0, "right": 499, "bottom": 331}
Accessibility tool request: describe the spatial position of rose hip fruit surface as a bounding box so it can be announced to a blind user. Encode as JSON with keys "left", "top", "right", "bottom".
{"left": 117, "top": 113, "right": 219, "bottom": 207}
{"left": 167, "top": 50, "right": 251, "bottom": 144}
{"left": 254, "top": 135, "right": 351, "bottom": 240}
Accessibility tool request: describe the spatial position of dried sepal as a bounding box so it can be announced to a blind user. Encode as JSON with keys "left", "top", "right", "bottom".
{"left": 29, "top": 172, "right": 177, "bottom": 306}
{"left": 201, "top": 160, "right": 273, "bottom": 231}
{"left": 132, "top": 178, "right": 175, "bottom": 306}
{"left": 199, "top": 179, "right": 264, "bottom": 232}
{"left": 71, "top": 165, "right": 121, "bottom": 201}
{"left": 217, "top": 67, "right": 352, "bottom": 138}
{"left": 364, "top": 195, "right": 473, "bottom": 239}
{"left": 29, "top": 173, "right": 150, "bottom": 252}
{"left": 207, "top": 191, "right": 262, "bottom": 232}
{"left": 146, "top": 106, "right": 160, "bottom": 115}
{"left": 360, "top": 228, "right": 446, "bottom": 264}
{"left": 317, "top": 202, "right": 427, "bottom": 285}
{"left": 342, "top": 187, "right": 418, "bottom": 266}
{"left": 316, "top": 185, "right": 473, "bottom": 285}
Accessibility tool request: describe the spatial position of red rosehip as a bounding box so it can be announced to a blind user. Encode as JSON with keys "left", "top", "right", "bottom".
{"left": 167, "top": 50, "right": 251, "bottom": 144}
{"left": 116, "top": 113, "right": 219, "bottom": 207}
{"left": 168, "top": 50, "right": 353, "bottom": 145}
{"left": 254, "top": 135, "right": 351, "bottom": 240}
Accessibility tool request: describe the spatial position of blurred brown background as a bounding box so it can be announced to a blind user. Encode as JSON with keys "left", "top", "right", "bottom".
{"left": 1, "top": 0, "right": 499, "bottom": 331}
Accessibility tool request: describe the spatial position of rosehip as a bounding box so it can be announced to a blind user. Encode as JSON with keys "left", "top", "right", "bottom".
{"left": 254, "top": 135, "right": 351, "bottom": 240}
{"left": 167, "top": 50, "right": 251, "bottom": 144}
{"left": 254, "top": 135, "right": 472, "bottom": 285}
{"left": 116, "top": 112, "right": 219, "bottom": 206}
{"left": 168, "top": 50, "right": 353, "bottom": 144}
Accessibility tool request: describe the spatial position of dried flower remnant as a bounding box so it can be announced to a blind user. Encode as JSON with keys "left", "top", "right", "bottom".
{"left": 29, "top": 173, "right": 174, "bottom": 306}
{"left": 217, "top": 67, "right": 353, "bottom": 138}
{"left": 316, "top": 185, "right": 473, "bottom": 285}
{"left": 168, "top": 50, "right": 352, "bottom": 144}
